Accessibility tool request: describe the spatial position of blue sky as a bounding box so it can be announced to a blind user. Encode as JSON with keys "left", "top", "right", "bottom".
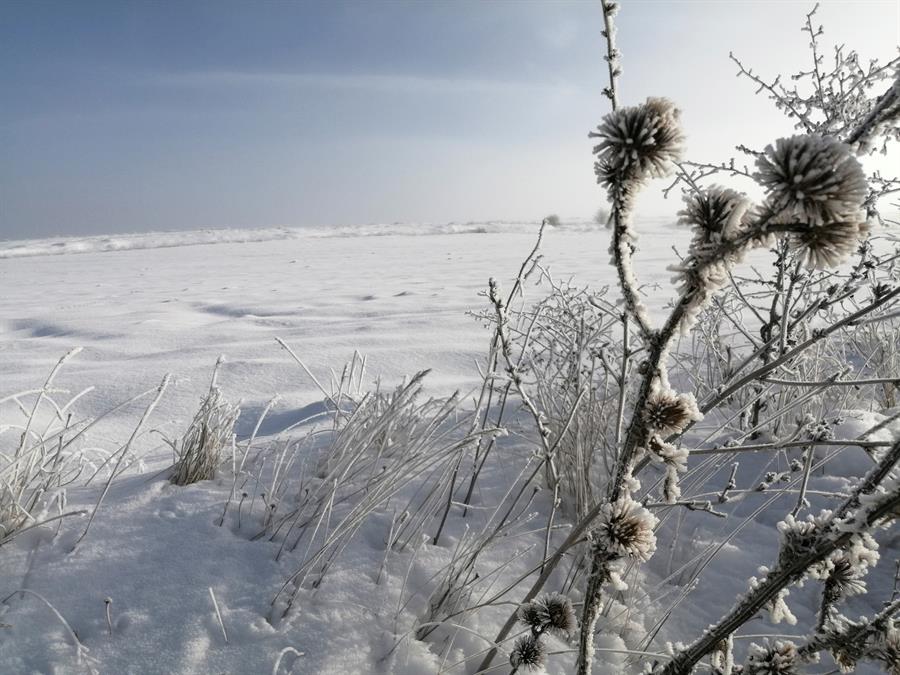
{"left": 1, "top": 0, "right": 897, "bottom": 239}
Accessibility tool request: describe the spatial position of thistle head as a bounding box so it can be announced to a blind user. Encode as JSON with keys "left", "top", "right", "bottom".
{"left": 517, "top": 593, "right": 577, "bottom": 638}
{"left": 509, "top": 634, "right": 546, "bottom": 671}
{"left": 679, "top": 186, "right": 754, "bottom": 240}
{"left": 823, "top": 554, "right": 868, "bottom": 600}
{"left": 643, "top": 391, "right": 701, "bottom": 436}
{"left": 745, "top": 640, "right": 800, "bottom": 674}
{"left": 776, "top": 514, "right": 822, "bottom": 567}
{"left": 593, "top": 497, "right": 658, "bottom": 561}
{"left": 789, "top": 219, "right": 868, "bottom": 269}
{"left": 756, "top": 134, "right": 867, "bottom": 223}
{"left": 756, "top": 134, "right": 869, "bottom": 268}
{"left": 590, "top": 97, "right": 684, "bottom": 186}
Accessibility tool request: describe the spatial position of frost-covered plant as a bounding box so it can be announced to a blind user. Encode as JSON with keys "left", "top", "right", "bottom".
{"left": 509, "top": 633, "right": 546, "bottom": 673}
{"left": 517, "top": 593, "right": 577, "bottom": 638}
{"left": 169, "top": 359, "right": 240, "bottom": 486}
{"left": 474, "top": 3, "right": 900, "bottom": 674}
{"left": 744, "top": 640, "right": 799, "bottom": 675}
{"left": 511, "top": 593, "right": 577, "bottom": 673}
{"left": 476, "top": 272, "right": 623, "bottom": 521}
{"left": 0, "top": 349, "right": 88, "bottom": 546}
{"left": 593, "top": 496, "right": 658, "bottom": 562}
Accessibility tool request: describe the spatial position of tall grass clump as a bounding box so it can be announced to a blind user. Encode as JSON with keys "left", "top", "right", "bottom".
{"left": 0, "top": 349, "right": 89, "bottom": 546}
{"left": 169, "top": 357, "right": 240, "bottom": 486}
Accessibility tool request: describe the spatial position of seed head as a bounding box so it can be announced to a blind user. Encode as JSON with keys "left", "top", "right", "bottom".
{"left": 590, "top": 97, "right": 684, "bottom": 185}
{"left": 789, "top": 219, "right": 868, "bottom": 269}
{"left": 509, "top": 634, "right": 546, "bottom": 671}
{"left": 756, "top": 134, "right": 867, "bottom": 226}
{"left": 594, "top": 497, "right": 658, "bottom": 561}
{"left": 517, "top": 593, "right": 577, "bottom": 638}
{"left": 824, "top": 554, "right": 868, "bottom": 600}
{"left": 679, "top": 186, "right": 753, "bottom": 239}
{"left": 745, "top": 640, "right": 799, "bottom": 675}
{"left": 643, "top": 391, "right": 701, "bottom": 436}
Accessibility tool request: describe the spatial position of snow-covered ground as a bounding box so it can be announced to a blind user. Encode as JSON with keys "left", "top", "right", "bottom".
{"left": 1, "top": 220, "right": 683, "bottom": 447}
{"left": 1, "top": 222, "right": 897, "bottom": 674}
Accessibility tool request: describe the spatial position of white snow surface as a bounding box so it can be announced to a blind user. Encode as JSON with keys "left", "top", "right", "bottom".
{"left": 1, "top": 222, "right": 897, "bottom": 674}
{"left": 0, "top": 220, "right": 616, "bottom": 260}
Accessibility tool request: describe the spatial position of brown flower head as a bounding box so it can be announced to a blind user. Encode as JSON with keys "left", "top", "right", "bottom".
{"left": 593, "top": 497, "right": 658, "bottom": 561}
{"left": 523, "top": 593, "right": 577, "bottom": 637}
{"left": 643, "top": 391, "right": 701, "bottom": 436}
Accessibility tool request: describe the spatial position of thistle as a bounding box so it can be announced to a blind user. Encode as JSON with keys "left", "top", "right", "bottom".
{"left": 593, "top": 496, "right": 658, "bottom": 561}
{"left": 678, "top": 185, "right": 753, "bottom": 241}
{"left": 590, "top": 97, "right": 684, "bottom": 185}
{"left": 821, "top": 555, "right": 867, "bottom": 605}
{"left": 643, "top": 391, "right": 701, "bottom": 436}
{"left": 517, "top": 593, "right": 577, "bottom": 638}
{"left": 509, "top": 634, "right": 546, "bottom": 672}
{"left": 756, "top": 134, "right": 868, "bottom": 225}
{"left": 789, "top": 219, "right": 869, "bottom": 269}
{"left": 756, "top": 134, "right": 869, "bottom": 269}
{"left": 745, "top": 640, "right": 800, "bottom": 674}
{"left": 776, "top": 514, "right": 822, "bottom": 568}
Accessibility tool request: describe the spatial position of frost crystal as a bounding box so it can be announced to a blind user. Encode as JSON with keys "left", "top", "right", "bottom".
{"left": 593, "top": 497, "right": 658, "bottom": 561}
{"left": 647, "top": 436, "right": 690, "bottom": 504}
{"left": 768, "top": 589, "right": 798, "bottom": 626}
{"left": 871, "top": 626, "right": 900, "bottom": 675}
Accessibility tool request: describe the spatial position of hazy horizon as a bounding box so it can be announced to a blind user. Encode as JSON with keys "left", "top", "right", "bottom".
{"left": 2, "top": 0, "right": 898, "bottom": 240}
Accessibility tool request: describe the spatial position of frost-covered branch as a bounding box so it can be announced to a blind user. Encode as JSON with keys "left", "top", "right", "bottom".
{"left": 659, "top": 435, "right": 900, "bottom": 673}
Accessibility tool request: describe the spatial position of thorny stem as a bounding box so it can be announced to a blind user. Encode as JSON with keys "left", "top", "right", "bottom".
{"left": 801, "top": 597, "right": 900, "bottom": 663}
{"left": 660, "top": 436, "right": 900, "bottom": 673}
{"left": 576, "top": 550, "right": 618, "bottom": 675}
{"left": 609, "top": 185, "right": 654, "bottom": 342}
{"left": 599, "top": 0, "right": 620, "bottom": 110}
{"left": 614, "top": 315, "right": 630, "bottom": 449}
{"left": 845, "top": 74, "right": 900, "bottom": 148}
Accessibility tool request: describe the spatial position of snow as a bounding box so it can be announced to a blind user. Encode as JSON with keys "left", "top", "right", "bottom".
{"left": 0, "top": 220, "right": 613, "bottom": 260}
{"left": 1, "top": 222, "right": 896, "bottom": 674}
